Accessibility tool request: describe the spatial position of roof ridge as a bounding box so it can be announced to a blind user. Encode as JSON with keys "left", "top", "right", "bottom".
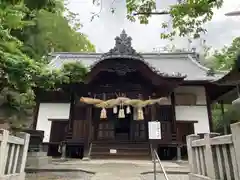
{"left": 187, "top": 55, "right": 227, "bottom": 75}
{"left": 49, "top": 51, "right": 197, "bottom": 56}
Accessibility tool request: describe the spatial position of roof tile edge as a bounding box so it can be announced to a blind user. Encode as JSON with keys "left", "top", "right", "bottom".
{"left": 187, "top": 54, "right": 228, "bottom": 75}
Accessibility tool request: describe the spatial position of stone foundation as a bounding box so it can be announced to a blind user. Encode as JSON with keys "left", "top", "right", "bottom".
{"left": 26, "top": 152, "right": 52, "bottom": 168}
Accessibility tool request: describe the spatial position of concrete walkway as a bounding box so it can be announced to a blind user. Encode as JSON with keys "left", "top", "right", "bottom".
{"left": 26, "top": 159, "right": 189, "bottom": 180}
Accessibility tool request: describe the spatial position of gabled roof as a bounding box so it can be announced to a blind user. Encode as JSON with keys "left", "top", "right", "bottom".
{"left": 48, "top": 30, "right": 226, "bottom": 82}
{"left": 49, "top": 52, "right": 225, "bottom": 81}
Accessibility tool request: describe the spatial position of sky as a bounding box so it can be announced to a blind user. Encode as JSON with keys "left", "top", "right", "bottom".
{"left": 67, "top": 0, "right": 240, "bottom": 53}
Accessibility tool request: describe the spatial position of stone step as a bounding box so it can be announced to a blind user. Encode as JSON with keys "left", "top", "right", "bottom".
{"left": 90, "top": 142, "right": 150, "bottom": 160}
{"left": 91, "top": 146, "right": 149, "bottom": 152}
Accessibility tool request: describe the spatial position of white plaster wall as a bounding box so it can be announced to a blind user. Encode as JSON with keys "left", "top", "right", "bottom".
{"left": 175, "top": 86, "right": 206, "bottom": 104}
{"left": 36, "top": 103, "right": 70, "bottom": 142}
{"left": 175, "top": 106, "right": 209, "bottom": 134}
{"left": 174, "top": 86, "right": 210, "bottom": 134}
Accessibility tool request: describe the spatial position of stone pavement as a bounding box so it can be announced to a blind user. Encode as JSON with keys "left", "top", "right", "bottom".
{"left": 26, "top": 159, "right": 189, "bottom": 180}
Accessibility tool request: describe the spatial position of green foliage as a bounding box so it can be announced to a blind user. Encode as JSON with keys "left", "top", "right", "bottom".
{"left": 22, "top": 10, "right": 95, "bottom": 60}
{"left": 209, "top": 37, "right": 240, "bottom": 70}
{"left": 0, "top": 0, "right": 93, "bottom": 130}
{"left": 93, "top": 0, "right": 223, "bottom": 39}
{"left": 208, "top": 37, "right": 240, "bottom": 134}
{"left": 212, "top": 104, "right": 240, "bottom": 134}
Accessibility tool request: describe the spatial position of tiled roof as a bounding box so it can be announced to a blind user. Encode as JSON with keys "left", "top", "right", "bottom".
{"left": 49, "top": 52, "right": 225, "bottom": 81}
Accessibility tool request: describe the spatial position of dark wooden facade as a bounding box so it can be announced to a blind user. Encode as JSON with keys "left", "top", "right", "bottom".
{"left": 35, "top": 57, "right": 201, "bottom": 159}
{"left": 34, "top": 30, "right": 233, "bottom": 159}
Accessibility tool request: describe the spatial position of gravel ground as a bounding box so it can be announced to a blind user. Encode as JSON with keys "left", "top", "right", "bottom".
{"left": 26, "top": 172, "right": 93, "bottom": 180}
{"left": 141, "top": 173, "right": 189, "bottom": 180}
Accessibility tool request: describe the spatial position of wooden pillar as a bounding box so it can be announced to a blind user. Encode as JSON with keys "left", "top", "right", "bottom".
{"left": 32, "top": 100, "right": 40, "bottom": 130}
{"left": 88, "top": 105, "right": 92, "bottom": 144}
{"left": 220, "top": 100, "right": 227, "bottom": 134}
{"left": 171, "top": 92, "right": 177, "bottom": 133}
{"left": 68, "top": 91, "right": 75, "bottom": 129}
{"left": 151, "top": 93, "right": 157, "bottom": 121}
{"left": 205, "top": 87, "right": 213, "bottom": 132}
{"left": 151, "top": 105, "right": 156, "bottom": 121}
{"left": 83, "top": 105, "right": 92, "bottom": 160}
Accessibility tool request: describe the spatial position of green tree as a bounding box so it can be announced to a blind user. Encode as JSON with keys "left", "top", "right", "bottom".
{"left": 206, "top": 37, "right": 240, "bottom": 134}
{"left": 93, "top": 0, "right": 223, "bottom": 39}
{"left": 23, "top": 10, "right": 95, "bottom": 61}
{"left": 12, "top": 0, "right": 95, "bottom": 61}
{"left": 208, "top": 37, "right": 240, "bottom": 70}
{"left": 0, "top": 1, "right": 90, "bottom": 130}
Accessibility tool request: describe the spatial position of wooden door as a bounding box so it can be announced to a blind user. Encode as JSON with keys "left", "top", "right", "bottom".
{"left": 131, "top": 121, "right": 146, "bottom": 141}
{"left": 92, "top": 108, "right": 115, "bottom": 140}
{"left": 176, "top": 122, "right": 194, "bottom": 144}
{"left": 72, "top": 105, "right": 88, "bottom": 141}
{"left": 49, "top": 121, "right": 68, "bottom": 143}
{"left": 97, "top": 121, "right": 115, "bottom": 140}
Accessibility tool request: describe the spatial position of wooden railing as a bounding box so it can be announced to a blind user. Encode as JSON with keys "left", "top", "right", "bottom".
{"left": 187, "top": 122, "right": 240, "bottom": 180}
{"left": 0, "top": 129, "right": 30, "bottom": 180}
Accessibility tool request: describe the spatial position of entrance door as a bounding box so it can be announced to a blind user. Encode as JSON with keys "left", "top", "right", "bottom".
{"left": 115, "top": 107, "right": 131, "bottom": 140}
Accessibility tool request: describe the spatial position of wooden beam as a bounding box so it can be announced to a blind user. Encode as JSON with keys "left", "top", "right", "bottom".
{"left": 214, "top": 87, "right": 238, "bottom": 104}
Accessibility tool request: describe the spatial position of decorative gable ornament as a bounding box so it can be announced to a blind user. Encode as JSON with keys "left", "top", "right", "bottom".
{"left": 100, "top": 30, "right": 144, "bottom": 60}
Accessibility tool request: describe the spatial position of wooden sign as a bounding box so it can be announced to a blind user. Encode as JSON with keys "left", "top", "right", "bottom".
{"left": 148, "top": 121, "right": 161, "bottom": 139}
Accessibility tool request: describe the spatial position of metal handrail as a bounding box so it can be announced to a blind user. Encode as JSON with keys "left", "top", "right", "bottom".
{"left": 153, "top": 149, "right": 169, "bottom": 180}
{"left": 150, "top": 144, "right": 169, "bottom": 180}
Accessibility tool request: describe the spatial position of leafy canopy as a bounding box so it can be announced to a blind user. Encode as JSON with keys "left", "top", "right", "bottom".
{"left": 93, "top": 0, "right": 223, "bottom": 39}
{"left": 209, "top": 37, "right": 240, "bottom": 70}
{"left": 0, "top": 0, "right": 92, "bottom": 129}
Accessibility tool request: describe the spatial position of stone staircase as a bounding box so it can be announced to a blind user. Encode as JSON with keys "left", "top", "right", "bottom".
{"left": 90, "top": 141, "right": 151, "bottom": 160}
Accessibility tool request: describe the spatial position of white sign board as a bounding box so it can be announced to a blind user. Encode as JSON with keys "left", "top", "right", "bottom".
{"left": 110, "top": 149, "right": 117, "bottom": 154}
{"left": 148, "top": 121, "right": 161, "bottom": 139}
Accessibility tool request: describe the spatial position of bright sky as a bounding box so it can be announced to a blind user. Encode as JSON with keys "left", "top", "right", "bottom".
{"left": 67, "top": 0, "right": 240, "bottom": 53}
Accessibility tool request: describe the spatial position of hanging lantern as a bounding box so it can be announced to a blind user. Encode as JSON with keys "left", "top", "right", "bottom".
{"left": 126, "top": 105, "right": 131, "bottom": 114}
{"left": 137, "top": 107, "right": 144, "bottom": 120}
{"left": 100, "top": 108, "right": 107, "bottom": 119}
{"left": 113, "top": 106, "right": 118, "bottom": 114}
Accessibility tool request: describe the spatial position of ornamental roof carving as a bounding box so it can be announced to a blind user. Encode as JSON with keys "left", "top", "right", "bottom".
{"left": 99, "top": 30, "right": 144, "bottom": 61}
